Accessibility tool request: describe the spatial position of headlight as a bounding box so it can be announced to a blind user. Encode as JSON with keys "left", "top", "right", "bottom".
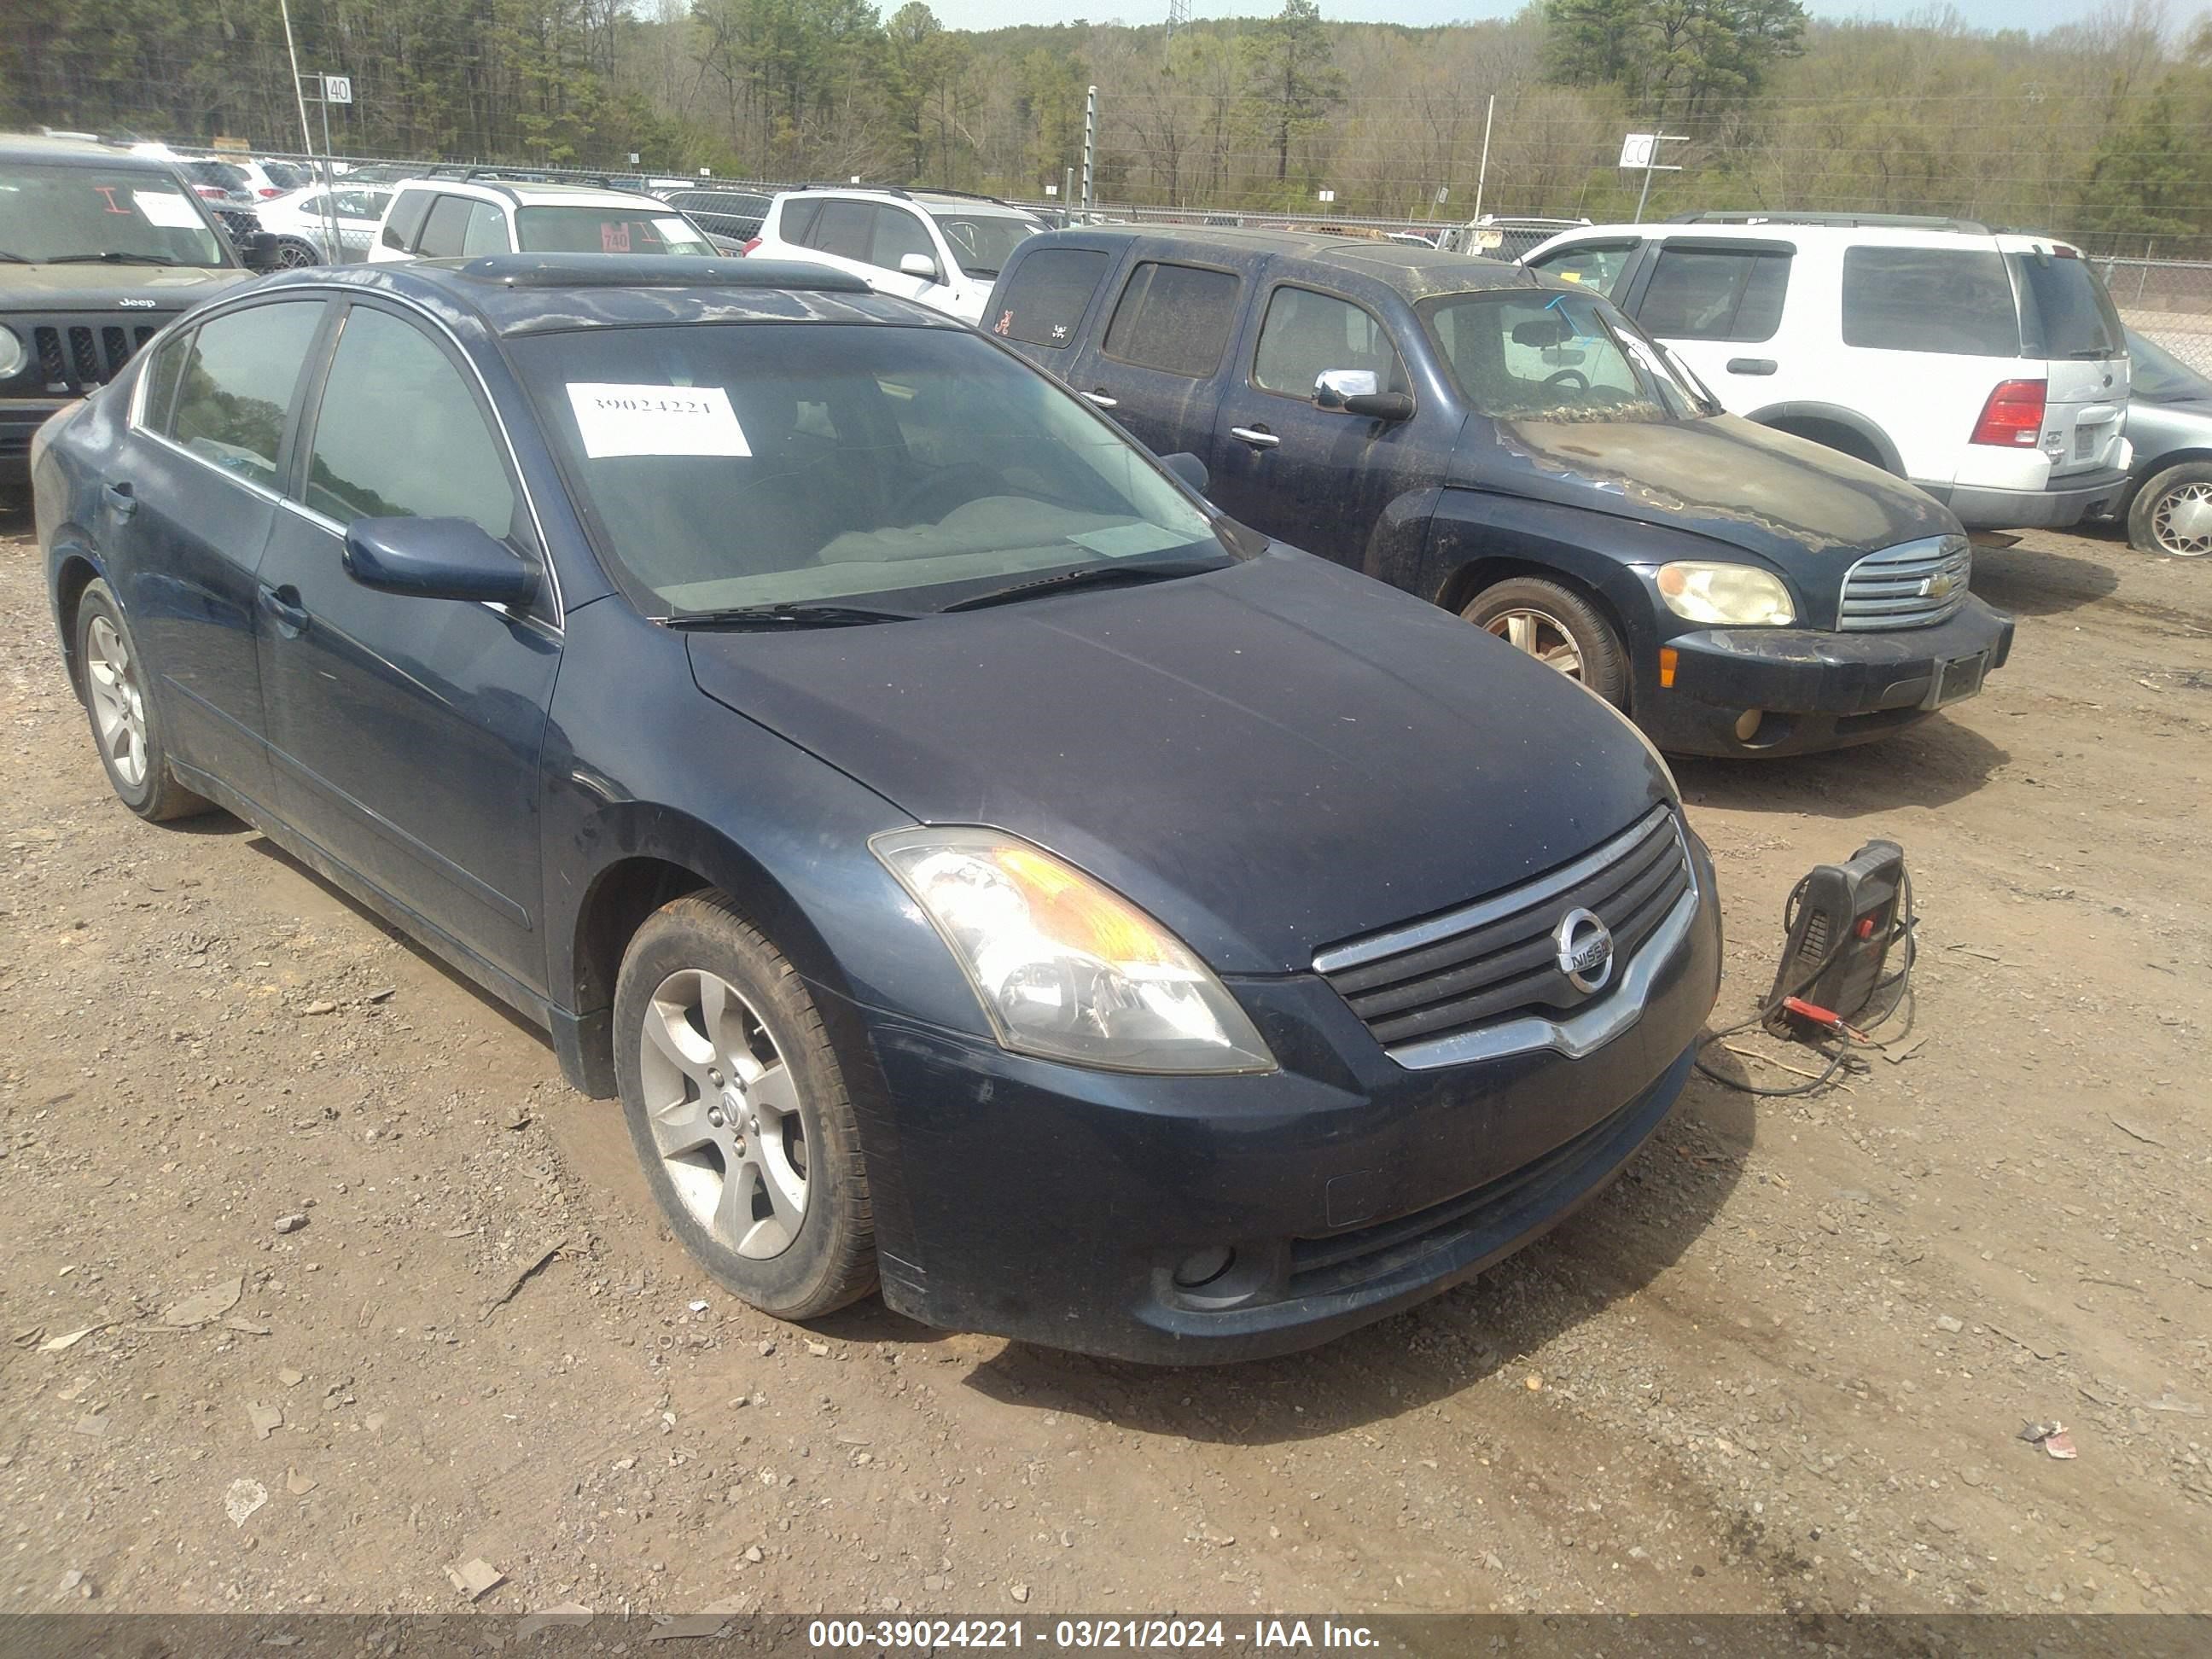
{"left": 0, "top": 324, "right": 26, "bottom": 381}
{"left": 1655, "top": 562, "right": 1794, "bottom": 626}
{"left": 873, "top": 827, "right": 1275, "bottom": 1074}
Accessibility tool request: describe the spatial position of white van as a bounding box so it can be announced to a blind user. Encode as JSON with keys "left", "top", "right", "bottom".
{"left": 1521, "top": 213, "right": 2133, "bottom": 531}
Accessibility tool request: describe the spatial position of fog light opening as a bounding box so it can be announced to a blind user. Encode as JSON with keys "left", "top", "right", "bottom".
{"left": 1734, "top": 708, "right": 1765, "bottom": 744}
{"left": 1172, "top": 1246, "right": 1237, "bottom": 1290}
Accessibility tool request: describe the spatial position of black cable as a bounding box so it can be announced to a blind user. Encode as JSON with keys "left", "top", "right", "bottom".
{"left": 1693, "top": 867, "right": 1917, "bottom": 1098}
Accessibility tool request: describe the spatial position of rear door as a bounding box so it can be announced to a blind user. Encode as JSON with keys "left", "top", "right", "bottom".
{"left": 2007, "top": 240, "right": 2130, "bottom": 478}
{"left": 117, "top": 297, "right": 329, "bottom": 808}
{"left": 1059, "top": 256, "right": 1245, "bottom": 457}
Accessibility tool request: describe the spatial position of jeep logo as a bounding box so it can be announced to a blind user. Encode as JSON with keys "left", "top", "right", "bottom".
{"left": 118, "top": 298, "right": 157, "bottom": 309}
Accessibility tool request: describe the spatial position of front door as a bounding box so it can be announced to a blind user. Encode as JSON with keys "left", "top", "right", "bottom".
{"left": 254, "top": 300, "right": 559, "bottom": 992}
{"left": 1206, "top": 282, "right": 1441, "bottom": 570}
{"left": 1062, "top": 258, "right": 1244, "bottom": 458}
{"left": 117, "top": 296, "right": 329, "bottom": 809}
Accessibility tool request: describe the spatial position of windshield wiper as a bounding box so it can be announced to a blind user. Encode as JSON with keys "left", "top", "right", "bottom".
{"left": 662, "top": 601, "right": 918, "bottom": 631}
{"left": 44, "top": 252, "right": 174, "bottom": 265}
{"left": 940, "top": 557, "right": 1220, "bottom": 613}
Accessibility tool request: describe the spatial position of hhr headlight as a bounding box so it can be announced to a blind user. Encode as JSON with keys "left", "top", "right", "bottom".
{"left": 1655, "top": 562, "right": 1795, "bottom": 626}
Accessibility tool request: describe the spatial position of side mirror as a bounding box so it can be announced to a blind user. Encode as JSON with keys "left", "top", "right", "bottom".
{"left": 344, "top": 517, "right": 540, "bottom": 608}
{"left": 899, "top": 252, "right": 940, "bottom": 282}
{"left": 1159, "top": 451, "right": 1208, "bottom": 494}
{"left": 1315, "top": 368, "right": 1412, "bottom": 422}
{"left": 238, "top": 230, "right": 282, "bottom": 272}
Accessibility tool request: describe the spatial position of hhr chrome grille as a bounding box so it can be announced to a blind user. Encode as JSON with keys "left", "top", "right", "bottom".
{"left": 1839, "top": 535, "right": 1972, "bottom": 632}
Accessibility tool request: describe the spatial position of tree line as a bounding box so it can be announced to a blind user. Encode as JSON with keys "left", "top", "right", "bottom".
{"left": 4, "top": 0, "right": 2210, "bottom": 250}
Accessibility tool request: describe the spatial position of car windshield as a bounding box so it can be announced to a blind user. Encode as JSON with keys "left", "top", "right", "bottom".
{"left": 511, "top": 322, "right": 1230, "bottom": 615}
{"left": 1419, "top": 288, "right": 1703, "bottom": 422}
{"left": 182, "top": 160, "right": 248, "bottom": 193}
{"left": 261, "top": 160, "right": 310, "bottom": 190}
{"left": 0, "top": 163, "right": 227, "bottom": 266}
{"left": 2125, "top": 330, "right": 2210, "bottom": 402}
{"left": 928, "top": 212, "right": 1039, "bottom": 278}
{"left": 2010, "top": 249, "right": 2125, "bottom": 359}
{"left": 514, "top": 207, "right": 714, "bottom": 255}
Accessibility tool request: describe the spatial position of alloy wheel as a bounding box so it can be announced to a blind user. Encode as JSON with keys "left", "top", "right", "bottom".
{"left": 2151, "top": 480, "right": 2212, "bottom": 556}
{"left": 637, "top": 969, "right": 810, "bottom": 1260}
{"left": 1483, "top": 607, "right": 1585, "bottom": 678}
{"left": 84, "top": 614, "right": 148, "bottom": 789}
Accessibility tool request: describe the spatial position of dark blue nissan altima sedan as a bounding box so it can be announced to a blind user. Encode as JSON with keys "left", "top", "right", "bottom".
{"left": 33, "top": 254, "right": 1720, "bottom": 1362}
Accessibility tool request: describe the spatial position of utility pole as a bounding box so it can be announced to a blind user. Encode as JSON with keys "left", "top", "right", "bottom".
{"left": 277, "top": 0, "right": 315, "bottom": 159}
{"left": 1470, "top": 93, "right": 1494, "bottom": 224}
{"left": 1081, "top": 85, "right": 1097, "bottom": 215}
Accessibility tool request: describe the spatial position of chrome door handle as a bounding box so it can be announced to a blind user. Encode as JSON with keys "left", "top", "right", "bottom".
{"left": 1083, "top": 390, "right": 1119, "bottom": 409}
{"left": 1230, "top": 426, "right": 1279, "bottom": 449}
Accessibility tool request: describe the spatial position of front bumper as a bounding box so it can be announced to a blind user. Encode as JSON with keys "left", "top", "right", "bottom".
{"left": 1641, "top": 597, "right": 2014, "bottom": 758}
{"left": 1916, "top": 466, "right": 2130, "bottom": 531}
{"left": 840, "top": 832, "right": 1722, "bottom": 1364}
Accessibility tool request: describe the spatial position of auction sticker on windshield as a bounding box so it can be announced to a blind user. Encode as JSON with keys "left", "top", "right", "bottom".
{"left": 566, "top": 383, "right": 750, "bottom": 458}
{"left": 132, "top": 190, "right": 203, "bottom": 229}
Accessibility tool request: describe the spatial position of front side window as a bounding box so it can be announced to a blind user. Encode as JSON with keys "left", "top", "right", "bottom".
{"left": 1635, "top": 246, "right": 1790, "bottom": 342}
{"left": 1422, "top": 288, "right": 1699, "bottom": 422}
{"left": 303, "top": 306, "right": 516, "bottom": 538}
{"left": 1528, "top": 241, "right": 1639, "bottom": 299}
{"left": 868, "top": 207, "right": 935, "bottom": 273}
{"left": 160, "top": 301, "right": 327, "bottom": 486}
{"left": 991, "top": 247, "right": 1109, "bottom": 349}
{"left": 515, "top": 207, "right": 712, "bottom": 256}
{"left": 1253, "top": 287, "right": 1406, "bottom": 399}
{"left": 928, "top": 212, "right": 1039, "bottom": 279}
{"left": 460, "top": 201, "right": 510, "bottom": 255}
{"left": 1102, "top": 262, "right": 1239, "bottom": 377}
{"left": 513, "top": 323, "right": 1228, "bottom": 615}
{"left": 1841, "top": 246, "right": 2019, "bottom": 357}
{"left": 0, "top": 164, "right": 225, "bottom": 267}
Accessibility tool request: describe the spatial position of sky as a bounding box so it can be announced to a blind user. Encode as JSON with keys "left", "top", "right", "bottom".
{"left": 923, "top": 0, "right": 2167, "bottom": 38}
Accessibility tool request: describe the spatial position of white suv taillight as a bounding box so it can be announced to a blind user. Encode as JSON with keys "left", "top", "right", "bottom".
{"left": 738, "top": 237, "right": 761, "bottom": 256}
{"left": 1970, "top": 379, "right": 2046, "bottom": 448}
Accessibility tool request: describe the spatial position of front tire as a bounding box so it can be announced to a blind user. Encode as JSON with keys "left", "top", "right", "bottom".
{"left": 1462, "top": 576, "right": 1630, "bottom": 706}
{"left": 613, "top": 891, "right": 876, "bottom": 1320}
{"left": 73, "top": 579, "right": 214, "bottom": 822}
{"left": 2127, "top": 461, "right": 2212, "bottom": 556}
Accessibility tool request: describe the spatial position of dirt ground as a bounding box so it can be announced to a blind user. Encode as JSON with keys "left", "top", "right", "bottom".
{"left": 2, "top": 510, "right": 2208, "bottom": 1623}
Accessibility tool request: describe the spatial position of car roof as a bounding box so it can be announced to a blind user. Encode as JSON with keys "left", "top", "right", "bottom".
{"left": 1022, "top": 225, "right": 1535, "bottom": 297}
{"left": 1549, "top": 218, "right": 2080, "bottom": 253}
{"left": 775, "top": 185, "right": 1039, "bottom": 218}
{"left": 238, "top": 253, "right": 964, "bottom": 339}
{"left": 389, "top": 177, "right": 683, "bottom": 211}
{"left": 0, "top": 132, "right": 179, "bottom": 171}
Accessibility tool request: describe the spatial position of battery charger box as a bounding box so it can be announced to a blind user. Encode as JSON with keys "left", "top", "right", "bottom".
{"left": 1764, "top": 839, "right": 1906, "bottom": 1037}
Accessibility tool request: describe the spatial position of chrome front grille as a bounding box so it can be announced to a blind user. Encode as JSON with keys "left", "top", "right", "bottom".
{"left": 1313, "top": 805, "right": 1696, "bottom": 1069}
{"left": 1839, "top": 535, "right": 1972, "bottom": 632}
{"left": 14, "top": 317, "right": 164, "bottom": 393}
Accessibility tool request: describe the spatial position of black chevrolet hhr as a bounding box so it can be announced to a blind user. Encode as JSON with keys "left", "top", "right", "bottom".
{"left": 986, "top": 227, "right": 2015, "bottom": 757}
{"left": 36, "top": 255, "right": 1720, "bottom": 1362}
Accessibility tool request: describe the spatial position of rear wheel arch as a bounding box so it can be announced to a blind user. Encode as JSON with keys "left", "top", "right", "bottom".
{"left": 1751, "top": 403, "right": 1901, "bottom": 474}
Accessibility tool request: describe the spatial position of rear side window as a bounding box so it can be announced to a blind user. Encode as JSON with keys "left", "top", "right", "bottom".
{"left": 304, "top": 306, "right": 516, "bottom": 538}
{"left": 992, "top": 247, "right": 1110, "bottom": 348}
{"left": 812, "top": 201, "right": 875, "bottom": 261}
{"left": 1842, "top": 247, "right": 2018, "bottom": 357}
{"left": 382, "top": 188, "right": 435, "bottom": 251}
{"left": 1528, "top": 241, "right": 1639, "bottom": 299}
{"left": 163, "top": 300, "right": 326, "bottom": 488}
{"left": 1634, "top": 247, "right": 1790, "bottom": 343}
{"left": 1254, "top": 287, "right": 1406, "bottom": 399}
{"left": 1102, "top": 262, "right": 1239, "bottom": 376}
{"left": 777, "top": 198, "right": 824, "bottom": 246}
{"left": 2011, "top": 251, "right": 2123, "bottom": 360}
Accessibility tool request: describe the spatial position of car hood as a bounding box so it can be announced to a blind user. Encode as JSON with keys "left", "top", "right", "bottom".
{"left": 1, "top": 265, "right": 252, "bottom": 308}
{"left": 686, "top": 549, "right": 1672, "bottom": 975}
{"left": 1476, "top": 411, "right": 1959, "bottom": 565}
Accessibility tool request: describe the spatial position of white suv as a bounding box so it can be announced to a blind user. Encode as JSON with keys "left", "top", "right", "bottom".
{"left": 369, "top": 178, "right": 714, "bottom": 264}
{"left": 749, "top": 187, "right": 1045, "bottom": 324}
{"left": 1521, "top": 213, "right": 2133, "bottom": 531}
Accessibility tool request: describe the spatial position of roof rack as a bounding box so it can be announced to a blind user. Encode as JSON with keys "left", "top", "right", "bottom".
{"left": 1666, "top": 209, "right": 1991, "bottom": 233}
{"left": 795, "top": 182, "right": 1014, "bottom": 208}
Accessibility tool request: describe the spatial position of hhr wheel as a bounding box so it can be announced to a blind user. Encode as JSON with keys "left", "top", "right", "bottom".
{"left": 74, "top": 579, "right": 213, "bottom": 822}
{"left": 2128, "top": 462, "right": 2212, "bottom": 557}
{"left": 1463, "top": 577, "right": 1629, "bottom": 705}
{"left": 614, "top": 891, "right": 875, "bottom": 1319}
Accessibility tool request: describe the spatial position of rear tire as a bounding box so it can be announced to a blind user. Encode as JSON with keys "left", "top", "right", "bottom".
{"left": 2126, "top": 461, "right": 2212, "bottom": 556}
{"left": 1462, "top": 577, "right": 1630, "bottom": 707}
{"left": 73, "top": 579, "right": 215, "bottom": 823}
{"left": 613, "top": 891, "right": 876, "bottom": 1321}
